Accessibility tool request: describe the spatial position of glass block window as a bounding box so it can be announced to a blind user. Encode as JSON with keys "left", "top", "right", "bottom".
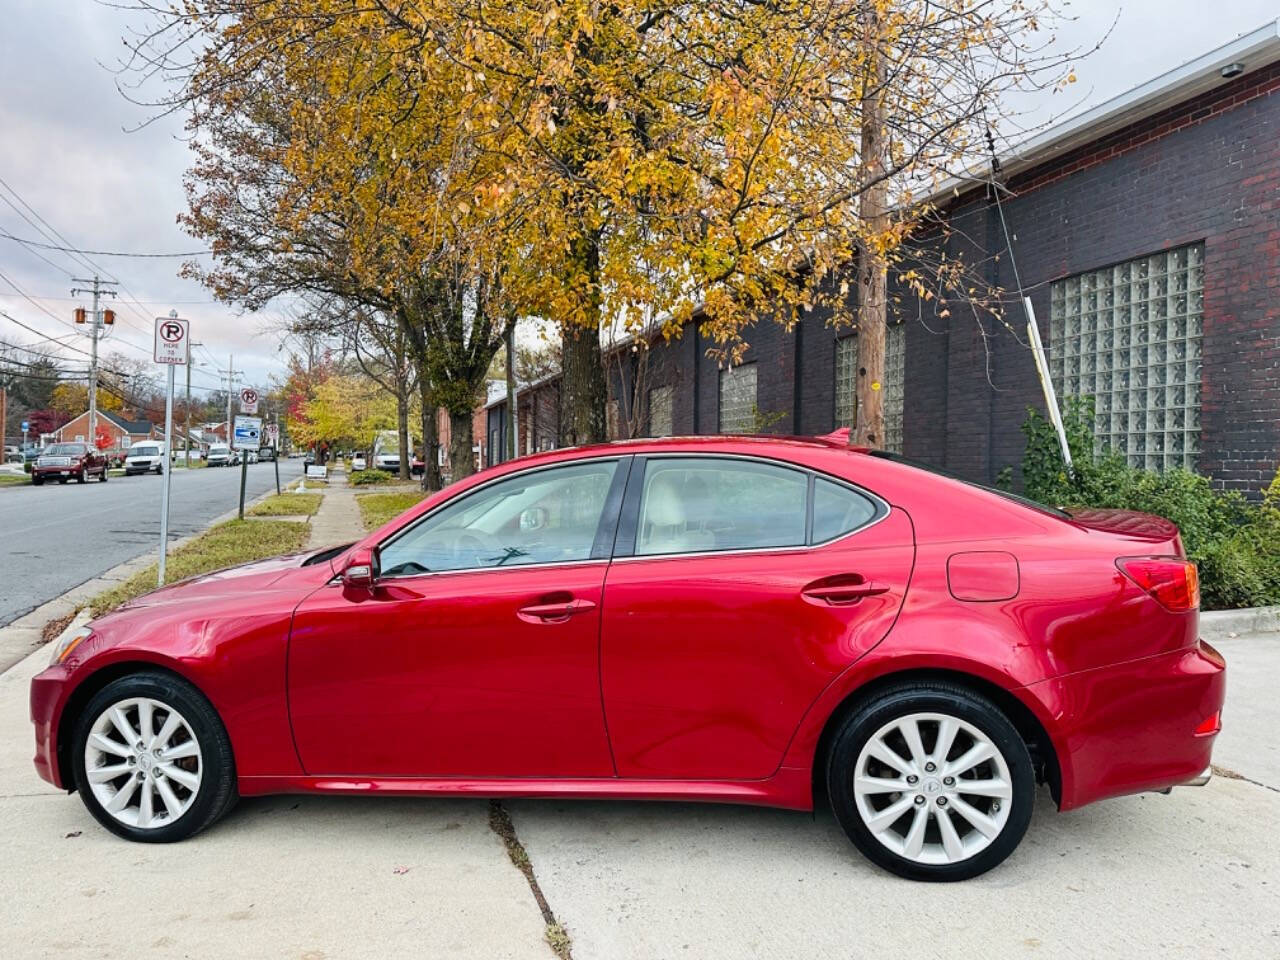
{"left": 1049, "top": 243, "right": 1203, "bottom": 471}
{"left": 648, "top": 384, "right": 674, "bottom": 437}
{"left": 718, "top": 363, "right": 757, "bottom": 433}
{"left": 834, "top": 325, "right": 905, "bottom": 453}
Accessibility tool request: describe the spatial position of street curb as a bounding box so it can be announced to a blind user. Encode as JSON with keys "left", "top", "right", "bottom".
{"left": 1200, "top": 605, "right": 1280, "bottom": 642}
{"left": 0, "top": 483, "right": 285, "bottom": 675}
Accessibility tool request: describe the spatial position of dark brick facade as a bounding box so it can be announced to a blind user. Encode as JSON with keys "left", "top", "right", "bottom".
{"left": 489, "top": 58, "right": 1280, "bottom": 496}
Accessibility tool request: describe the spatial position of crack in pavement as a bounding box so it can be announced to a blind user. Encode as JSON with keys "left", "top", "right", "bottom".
{"left": 489, "top": 800, "right": 573, "bottom": 960}
{"left": 1212, "top": 764, "right": 1280, "bottom": 794}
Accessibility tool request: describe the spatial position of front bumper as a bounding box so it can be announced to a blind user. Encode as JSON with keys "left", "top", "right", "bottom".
{"left": 1028, "top": 639, "right": 1225, "bottom": 811}
{"left": 30, "top": 664, "right": 71, "bottom": 789}
{"left": 33, "top": 466, "right": 82, "bottom": 478}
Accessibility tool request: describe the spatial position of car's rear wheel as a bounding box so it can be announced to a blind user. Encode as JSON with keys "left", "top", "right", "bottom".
{"left": 72, "top": 672, "right": 237, "bottom": 842}
{"left": 827, "top": 682, "right": 1034, "bottom": 882}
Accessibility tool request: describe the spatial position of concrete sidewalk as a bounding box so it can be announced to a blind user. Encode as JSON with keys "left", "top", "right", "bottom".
{"left": 305, "top": 467, "right": 367, "bottom": 548}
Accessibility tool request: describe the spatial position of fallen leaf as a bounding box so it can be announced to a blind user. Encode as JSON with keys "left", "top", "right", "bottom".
{"left": 393, "top": 866, "right": 411, "bottom": 875}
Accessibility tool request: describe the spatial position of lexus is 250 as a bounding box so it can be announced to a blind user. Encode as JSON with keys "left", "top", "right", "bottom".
{"left": 31, "top": 432, "right": 1224, "bottom": 881}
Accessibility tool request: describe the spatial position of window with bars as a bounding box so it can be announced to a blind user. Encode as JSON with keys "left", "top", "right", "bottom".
{"left": 1049, "top": 243, "right": 1203, "bottom": 472}
{"left": 718, "top": 363, "right": 757, "bottom": 433}
{"left": 648, "top": 384, "right": 674, "bottom": 437}
{"left": 834, "top": 325, "right": 906, "bottom": 453}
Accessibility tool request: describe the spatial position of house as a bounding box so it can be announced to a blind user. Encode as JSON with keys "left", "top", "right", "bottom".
{"left": 482, "top": 21, "right": 1280, "bottom": 497}
{"left": 54, "top": 410, "right": 158, "bottom": 457}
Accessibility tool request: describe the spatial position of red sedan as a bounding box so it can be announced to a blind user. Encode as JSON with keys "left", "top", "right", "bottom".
{"left": 30, "top": 433, "right": 1224, "bottom": 880}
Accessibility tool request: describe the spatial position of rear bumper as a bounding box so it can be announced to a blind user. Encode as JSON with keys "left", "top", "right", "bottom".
{"left": 1028, "top": 639, "right": 1226, "bottom": 811}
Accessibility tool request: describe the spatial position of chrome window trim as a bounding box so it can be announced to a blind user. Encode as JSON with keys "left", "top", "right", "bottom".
{"left": 375, "top": 457, "right": 626, "bottom": 581}
{"left": 372, "top": 450, "right": 894, "bottom": 579}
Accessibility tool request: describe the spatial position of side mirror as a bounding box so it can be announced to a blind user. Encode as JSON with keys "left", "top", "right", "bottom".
{"left": 341, "top": 547, "right": 378, "bottom": 590}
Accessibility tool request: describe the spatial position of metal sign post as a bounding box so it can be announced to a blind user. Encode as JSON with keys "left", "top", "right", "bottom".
{"left": 232, "top": 413, "right": 262, "bottom": 519}
{"left": 154, "top": 313, "right": 190, "bottom": 586}
{"left": 1025, "top": 296, "right": 1073, "bottom": 475}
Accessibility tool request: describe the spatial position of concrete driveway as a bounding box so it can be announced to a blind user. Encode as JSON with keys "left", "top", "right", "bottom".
{"left": 2, "top": 636, "right": 1277, "bottom": 959}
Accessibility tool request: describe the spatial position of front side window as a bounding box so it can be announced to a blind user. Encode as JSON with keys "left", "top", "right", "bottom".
{"left": 379, "top": 460, "right": 619, "bottom": 575}
{"left": 636, "top": 458, "right": 808, "bottom": 556}
{"left": 1050, "top": 243, "right": 1203, "bottom": 471}
{"left": 718, "top": 364, "right": 757, "bottom": 433}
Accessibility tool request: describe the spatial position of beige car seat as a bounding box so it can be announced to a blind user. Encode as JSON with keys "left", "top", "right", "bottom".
{"left": 638, "top": 472, "right": 717, "bottom": 554}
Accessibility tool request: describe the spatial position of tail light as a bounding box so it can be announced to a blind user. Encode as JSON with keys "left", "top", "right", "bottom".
{"left": 1116, "top": 556, "right": 1200, "bottom": 612}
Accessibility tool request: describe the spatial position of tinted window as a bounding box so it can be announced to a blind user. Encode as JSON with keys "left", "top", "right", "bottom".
{"left": 47, "top": 444, "right": 86, "bottom": 456}
{"left": 130, "top": 445, "right": 160, "bottom": 457}
{"left": 379, "top": 460, "right": 619, "bottom": 575}
{"left": 636, "top": 458, "right": 807, "bottom": 556}
{"left": 812, "top": 478, "right": 879, "bottom": 543}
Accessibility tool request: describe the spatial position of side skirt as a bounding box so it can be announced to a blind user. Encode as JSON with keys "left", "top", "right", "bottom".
{"left": 237, "top": 766, "right": 814, "bottom": 810}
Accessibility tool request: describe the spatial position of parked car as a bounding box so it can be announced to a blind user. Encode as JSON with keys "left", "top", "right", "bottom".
{"left": 304, "top": 450, "right": 316, "bottom": 467}
{"left": 411, "top": 454, "right": 424, "bottom": 477}
{"left": 257, "top": 447, "right": 275, "bottom": 462}
{"left": 124, "top": 442, "right": 167, "bottom": 476}
{"left": 206, "top": 443, "right": 232, "bottom": 467}
{"left": 350, "top": 454, "right": 366, "bottom": 471}
{"left": 31, "top": 442, "right": 108, "bottom": 485}
{"left": 30, "top": 432, "right": 1223, "bottom": 880}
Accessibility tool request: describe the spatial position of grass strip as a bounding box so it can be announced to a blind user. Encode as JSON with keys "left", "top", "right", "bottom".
{"left": 248, "top": 492, "right": 323, "bottom": 517}
{"left": 356, "top": 491, "right": 427, "bottom": 530}
{"left": 89, "top": 518, "right": 310, "bottom": 617}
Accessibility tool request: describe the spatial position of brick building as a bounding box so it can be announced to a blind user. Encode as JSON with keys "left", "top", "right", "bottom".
{"left": 53, "top": 409, "right": 158, "bottom": 457}
{"left": 485, "top": 23, "right": 1280, "bottom": 496}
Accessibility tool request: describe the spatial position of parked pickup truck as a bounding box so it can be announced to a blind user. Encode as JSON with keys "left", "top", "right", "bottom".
{"left": 32, "top": 443, "right": 108, "bottom": 485}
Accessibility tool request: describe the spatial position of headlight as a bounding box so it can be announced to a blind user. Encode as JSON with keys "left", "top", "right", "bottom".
{"left": 50, "top": 625, "right": 93, "bottom": 666}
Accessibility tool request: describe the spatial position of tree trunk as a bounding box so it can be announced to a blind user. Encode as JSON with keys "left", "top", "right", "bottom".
{"left": 449, "top": 409, "right": 475, "bottom": 482}
{"left": 505, "top": 320, "right": 517, "bottom": 460}
{"left": 559, "top": 234, "right": 608, "bottom": 446}
{"left": 396, "top": 383, "right": 410, "bottom": 481}
{"left": 420, "top": 376, "right": 441, "bottom": 492}
{"left": 854, "top": 11, "right": 888, "bottom": 449}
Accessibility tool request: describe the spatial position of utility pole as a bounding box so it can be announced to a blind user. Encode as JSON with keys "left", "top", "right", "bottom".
{"left": 215, "top": 353, "right": 243, "bottom": 444}
{"left": 184, "top": 341, "right": 203, "bottom": 468}
{"left": 70, "top": 276, "right": 118, "bottom": 450}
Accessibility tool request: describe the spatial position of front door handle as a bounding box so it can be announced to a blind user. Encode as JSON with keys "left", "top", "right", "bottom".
{"left": 801, "top": 576, "right": 889, "bottom": 606}
{"left": 517, "top": 598, "right": 598, "bottom": 623}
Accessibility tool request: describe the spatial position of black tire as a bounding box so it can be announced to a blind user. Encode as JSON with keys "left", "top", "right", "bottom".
{"left": 76, "top": 469, "right": 86, "bottom": 484}
{"left": 71, "top": 671, "right": 238, "bottom": 843}
{"left": 99, "top": 468, "right": 108, "bottom": 482}
{"left": 58, "top": 477, "right": 68, "bottom": 484}
{"left": 32, "top": 477, "right": 42, "bottom": 486}
{"left": 826, "top": 681, "right": 1034, "bottom": 882}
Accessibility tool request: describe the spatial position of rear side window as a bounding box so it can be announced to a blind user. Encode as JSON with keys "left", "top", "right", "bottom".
{"left": 636, "top": 458, "right": 808, "bottom": 556}
{"left": 812, "top": 478, "right": 880, "bottom": 543}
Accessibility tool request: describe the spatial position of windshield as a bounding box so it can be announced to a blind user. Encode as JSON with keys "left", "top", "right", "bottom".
{"left": 45, "top": 444, "right": 86, "bottom": 456}
{"left": 868, "top": 450, "right": 1071, "bottom": 520}
{"left": 209, "top": 445, "right": 229, "bottom": 454}
{"left": 130, "top": 445, "right": 160, "bottom": 457}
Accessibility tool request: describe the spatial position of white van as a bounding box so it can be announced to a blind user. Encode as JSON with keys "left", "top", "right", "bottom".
{"left": 124, "top": 442, "right": 166, "bottom": 476}
{"left": 206, "top": 443, "right": 233, "bottom": 467}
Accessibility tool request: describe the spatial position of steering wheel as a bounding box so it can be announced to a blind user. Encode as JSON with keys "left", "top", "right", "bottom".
{"left": 436, "top": 527, "right": 505, "bottom": 568}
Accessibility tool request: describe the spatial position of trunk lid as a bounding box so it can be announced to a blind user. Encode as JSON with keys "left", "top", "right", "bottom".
{"left": 1065, "top": 507, "right": 1185, "bottom": 555}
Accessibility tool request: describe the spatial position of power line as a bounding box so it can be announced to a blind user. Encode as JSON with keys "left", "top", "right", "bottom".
{"left": 0, "top": 176, "right": 102, "bottom": 278}
{"left": 0, "top": 230, "right": 210, "bottom": 259}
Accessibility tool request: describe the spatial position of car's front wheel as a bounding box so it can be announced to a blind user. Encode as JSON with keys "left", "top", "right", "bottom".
{"left": 827, "top": 682, "right": 1034, "bottom": 882}
{"left": 72, "top": 671, "right": 237, "bottom": 842}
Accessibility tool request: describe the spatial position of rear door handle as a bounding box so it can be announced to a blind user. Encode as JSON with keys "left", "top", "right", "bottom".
{"left": 517, "top": 598, "right": 598, "bottom": 623}
{"left": 801, "top": 577, "right": 889, "bottom": 605}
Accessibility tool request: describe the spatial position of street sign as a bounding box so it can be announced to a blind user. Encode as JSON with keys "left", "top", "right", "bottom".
{"left": 20, "top": 421, "right": 28, "bottom": 432}
{"left": 239, "top": 387, "right": 260, "bottom": 414}
{"left": 306, "top": 465, "right": 328, "bottom": 479}
{"left": 153, "top": 317, "right": 190, "bottom": 365}
{"left": 232, "top": 415, "right": 262, "bottom": 451}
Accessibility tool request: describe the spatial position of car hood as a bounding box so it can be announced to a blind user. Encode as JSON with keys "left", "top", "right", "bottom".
{"left": 111, "top": 551, "right": 330, "bottom": 612}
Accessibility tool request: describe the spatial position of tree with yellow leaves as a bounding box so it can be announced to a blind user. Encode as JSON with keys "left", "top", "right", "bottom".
{"left": 127, "top": 0, "right": 1079, "bottom": 448}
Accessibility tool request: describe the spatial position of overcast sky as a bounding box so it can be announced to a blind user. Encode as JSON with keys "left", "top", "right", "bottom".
{"left": 2, "top": 1, "right": 1278, "bottom": 397}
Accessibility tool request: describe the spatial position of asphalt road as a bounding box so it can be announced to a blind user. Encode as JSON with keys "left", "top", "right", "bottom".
{"left": 0, "top": 460, "right": 301, "bottom": 628}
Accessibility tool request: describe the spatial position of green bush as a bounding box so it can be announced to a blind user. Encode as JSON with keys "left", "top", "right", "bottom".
{"left": 350, "top": 468, "right": 394, "bottom": 486}
{"left": 1019, "top": 397, "right": 1280, "bottom": 610}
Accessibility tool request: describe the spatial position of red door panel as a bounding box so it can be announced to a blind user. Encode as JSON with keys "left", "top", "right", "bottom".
{"left": 288, "top": 563, "right": 615, "bottom": 777}
{"left": 601, "top": 508, "right": 915, "bottom": 779}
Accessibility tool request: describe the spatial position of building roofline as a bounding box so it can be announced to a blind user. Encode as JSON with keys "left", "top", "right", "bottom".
{"left": 927, "top": 18, "right": 1280, "bottom": 206}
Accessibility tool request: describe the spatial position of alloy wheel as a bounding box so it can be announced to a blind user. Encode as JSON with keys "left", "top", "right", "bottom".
{"left": 83, "top": 697, "right": 203, "bottom": 829}
{"left": 852, "top": 711, "right": 1013, "bottom": 866}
